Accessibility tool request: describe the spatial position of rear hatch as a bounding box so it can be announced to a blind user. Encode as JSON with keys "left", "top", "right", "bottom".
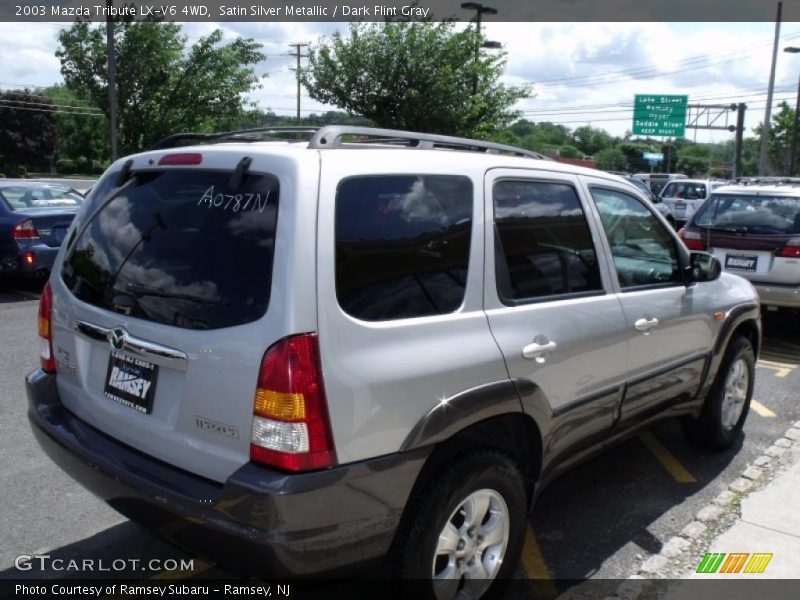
{"left": 51, "top": 154, "right": 285, "bottom": 482}
{"left": 689, "top": 192, "right": 800, "bottom": 285}
{"left": 660, "top": 181, "right": 708, "bottom": 222}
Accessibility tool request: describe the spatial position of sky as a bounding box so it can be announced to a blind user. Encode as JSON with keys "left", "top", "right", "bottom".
{"left": 1, "top": 20, "right": 800, "bottom": 146}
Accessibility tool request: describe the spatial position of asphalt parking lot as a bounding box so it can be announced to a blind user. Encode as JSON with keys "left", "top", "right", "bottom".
{"left": 1, "top": 277, "right": 798, "bottom": 596}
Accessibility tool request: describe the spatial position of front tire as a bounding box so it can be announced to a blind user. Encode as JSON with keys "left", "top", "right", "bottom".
{"left": 397, "top": 451, "right": 527, "bottom": 599}
{"left": 683, "top": 336, "right": 755, "bottom": 450}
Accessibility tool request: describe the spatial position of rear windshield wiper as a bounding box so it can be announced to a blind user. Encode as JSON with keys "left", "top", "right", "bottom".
{"left": 123, "top": 284, "right": 225, "bottom": 305}
{"left": 706, "top": 225, "right": 749, "bottom": 234}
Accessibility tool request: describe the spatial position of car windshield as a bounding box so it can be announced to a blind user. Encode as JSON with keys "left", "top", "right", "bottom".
{"left": 661, "top": 182, "right": 707, "bottom": 199}
{"left": 0, "top": 186, "right": 83, "bottom": 210}
{"left": 693, "top": 194, "right": 800, "bottom": 235}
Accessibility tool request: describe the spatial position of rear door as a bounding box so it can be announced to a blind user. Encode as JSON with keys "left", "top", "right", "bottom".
{"left": 484, "top": 169, "right": 628, "bottom": 468}
{"left": 582, "top": 179, "right": 713, "bottom": 427}
{"left": 50, "top": 152, "right": 312, "bottom": 482}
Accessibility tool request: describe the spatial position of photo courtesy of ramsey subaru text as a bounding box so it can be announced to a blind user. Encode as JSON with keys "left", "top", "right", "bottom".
{"left": 26, "top": 127, "right": 761, "bottom": 599}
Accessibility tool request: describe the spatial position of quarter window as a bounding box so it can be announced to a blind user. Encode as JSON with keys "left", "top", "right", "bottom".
{"left": 335, "top": 175, "right": 473, "bottom": 321}
{"left": 493, "top": 180, "right": 603, "bottom": 303}
{"left": 590, "top": 188, "right": 682, "bottom": 289}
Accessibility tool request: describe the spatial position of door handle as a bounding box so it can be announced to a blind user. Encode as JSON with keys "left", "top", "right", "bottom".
{"left": 522, "top": 340, "right": 557, "bottom": 360}
{"left": 634, "top": 317, "right": 659, "bottom": 333}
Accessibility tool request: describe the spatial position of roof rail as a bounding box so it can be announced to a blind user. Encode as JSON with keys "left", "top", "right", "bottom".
{"left": 149, "top": 125, "right": 549, "bottom": 160}
{"left": 308, "top": 126, "right": 549, "bottom": 159}
{"left": 735, "top": 176, "right": 800, "bottom": 186}
{"left": 150, "top": 127, "right": 320, "bottom": 150}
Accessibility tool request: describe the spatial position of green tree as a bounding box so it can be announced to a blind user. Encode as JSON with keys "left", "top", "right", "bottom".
{"left": 0, "top": 90, "right": 58, "bottom": 175}
{"left": 300, "top": 20, "right": 530, "bottom": 137}
{"left": 41, "top": 85, "right": 107, "bottom": 167}
{"left": 676, "top": 155, "right": 708, "bottom": 178}
{"left": 753, "top": 101, "right": 797, "bottom": 175}
{"left": 572, "top": 125, "right": 614, "bottom": 156}
{"left": 594, "top": 146, "right": 628, "bottom": 171}
{"left": 556, "top": 144, "right": 582, "bottom": 159}
{"left": 516, "top": 122, "right": 573, "bottom": 154}
{"left": 57, "top": 21, "right": 265, "bottom": 155}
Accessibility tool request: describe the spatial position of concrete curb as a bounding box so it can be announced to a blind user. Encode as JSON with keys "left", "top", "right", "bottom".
{"left": 605, "top": 424, "right": 800, "bottom": 600}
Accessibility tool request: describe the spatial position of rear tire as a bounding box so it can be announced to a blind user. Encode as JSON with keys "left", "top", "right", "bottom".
{"left": 396, "top": 451, "right": 527, "bottom": 600}
{"left": 682, "top": 336, "right": 754, "bottom": 450}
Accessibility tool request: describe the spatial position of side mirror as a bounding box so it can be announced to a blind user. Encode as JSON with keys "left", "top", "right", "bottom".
{"left": 689, "top": 252, "right": 722, "bottom": 282}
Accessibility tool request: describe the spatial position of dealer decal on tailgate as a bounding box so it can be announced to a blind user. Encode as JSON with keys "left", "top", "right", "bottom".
{"left": 725, "top": 254, "right": 758, "bottom": 271}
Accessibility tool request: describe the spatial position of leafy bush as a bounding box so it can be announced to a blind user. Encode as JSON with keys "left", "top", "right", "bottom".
{"left": 57, "top": 158, "right": 76, "bottom": 174}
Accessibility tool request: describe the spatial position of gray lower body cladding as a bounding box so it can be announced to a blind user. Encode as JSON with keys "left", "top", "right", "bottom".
{"left": 26, "top": 369, "right": 428, "bottom": 578}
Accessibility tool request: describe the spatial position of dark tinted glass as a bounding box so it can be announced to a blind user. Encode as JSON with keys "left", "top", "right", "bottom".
{"left": 591, "top": 187, "right": 681, "bottom": 288}
{"left": 694, "top": 194, "right": 800, "bottom": 235}
{"left": 336, "top": 175, "right": 473, "bottom": 321}
{"left": 493, "top": 181, "right": 602, "bottom": 302}
{"left": 62, "top": 169, "right": 279, "bottom": 330}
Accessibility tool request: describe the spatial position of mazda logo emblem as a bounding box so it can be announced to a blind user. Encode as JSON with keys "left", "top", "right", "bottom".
{"left": 109, "top": 328, "right": 127, "bottom": 351}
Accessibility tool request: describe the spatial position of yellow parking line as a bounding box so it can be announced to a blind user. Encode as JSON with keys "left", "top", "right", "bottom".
{"left": 756, "top": 360, "right": 795, "bottom": 378}
{"left": 750, "top": 399, "right": 777, "bottom": 418}
{"left": 522, "top": 526, "right": 559, "bottom": 598}
{"left": 639, "top": 432, "right": 697, "bottom": 483}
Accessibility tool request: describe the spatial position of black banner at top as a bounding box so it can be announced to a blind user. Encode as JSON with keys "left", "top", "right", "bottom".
{"left": 2, "top": 0, "right": 800, "bottom": 23}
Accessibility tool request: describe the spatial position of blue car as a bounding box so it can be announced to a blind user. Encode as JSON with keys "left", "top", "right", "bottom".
{"left": 0, "top": 182, "right": 84, "bottom": 279}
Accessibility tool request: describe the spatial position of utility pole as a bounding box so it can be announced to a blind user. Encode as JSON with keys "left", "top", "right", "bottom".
{"left": 288, "top": 43, "right": 309, "bottom": 123}
{"left": 734, "top": 103, "right": 746, "bottom": 179}
{"left": 759, "top": 1, "right": 782, "bottom": 175}
{"left": 460, "top": 3, "right": 500, "bottom": 95}
{"left": 784, "top": 46, "right": 800, "bottom": 175}
{"left": 106, "top": 0, "right": 118, "bottom": 161}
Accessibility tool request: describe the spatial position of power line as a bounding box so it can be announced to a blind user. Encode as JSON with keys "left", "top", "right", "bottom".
{"left": 0, "top": 102, "right": 104, "bottom": 117}
{"left": 0, "top": 97, "right": 103, "bottom": 113}
{"left": 525, "top": 31, "right": 800, "bottom": 89}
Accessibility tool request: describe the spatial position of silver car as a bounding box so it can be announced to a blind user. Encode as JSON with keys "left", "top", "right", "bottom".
{"left": 27, "top": 127, "right": 761, "bottom": 597}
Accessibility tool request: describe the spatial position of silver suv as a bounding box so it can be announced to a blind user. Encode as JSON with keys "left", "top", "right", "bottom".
{"left": 27, "top": 127, "right": 761, "bottom": 597}
{"left": 660, "top": 178, "right": 726, "bottom": 225}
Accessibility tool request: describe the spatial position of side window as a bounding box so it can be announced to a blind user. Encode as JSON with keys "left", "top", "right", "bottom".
{"left": 335, "top": 175, "right": 473, "bottom": 321}
{"left": 590, "top": 187, "right": 682, "bottom": 289}
{"left": 493, "top": 180, "right": 603, "bottom": 303}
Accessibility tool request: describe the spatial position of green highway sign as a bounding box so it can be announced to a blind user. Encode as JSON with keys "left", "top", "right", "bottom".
{"left": 633, "top": 94, "right": 688, "bottom": 137}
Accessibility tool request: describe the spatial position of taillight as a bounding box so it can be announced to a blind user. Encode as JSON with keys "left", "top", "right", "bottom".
{"left": 158, "top": 153, "right": 203, "bottom": 166}
{"left": 13, "top": 219, "right": 39, "bottom": 240}
{"left": 38, "top": 281, "right": 56, "bottom": 373}
{"left": 777, "top": 238, "right": 800, "bottom": 258}
{"left": 678, "top": 228, "right": 706, "bottom": 251}
{"left": 250, "top": 334, "right": 336, "bottom": 472}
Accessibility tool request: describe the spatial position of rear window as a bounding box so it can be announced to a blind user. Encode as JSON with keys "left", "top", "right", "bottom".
{"left": 335, "top": 175, "right": 473, "bottom": 321}
{"left": 661, "top": 182, "right": 707, "bottom": 199}
{"left": 62, "top": 169, "right": 279, "bottom": 330}
{"left": 693, "top": 194, "right": 800, "bottom": 235}
{"left": 0, "top": 186, "right": 83, "bottom": 211}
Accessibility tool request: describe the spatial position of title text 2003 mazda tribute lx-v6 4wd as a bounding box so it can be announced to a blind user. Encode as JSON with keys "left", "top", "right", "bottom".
{"left": 26, "top": 127, "right": 760, "bottom": 599}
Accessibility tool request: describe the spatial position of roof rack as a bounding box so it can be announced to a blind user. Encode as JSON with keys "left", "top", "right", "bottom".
{"left": 735, "top": 176, "right": 800, "bottom": 186}
{"left": 149, "top": 127, "right": 320, "bottom": 150}
{"left": 150, "top": 125, "right": 549, "bottom": 160}
{"left": 307, "top": 126, "right": 549, "bottom": 159}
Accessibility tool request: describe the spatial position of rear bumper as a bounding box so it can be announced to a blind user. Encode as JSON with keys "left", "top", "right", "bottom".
{"left": 26, "top": 369, "right": 428, "bottom": 577}
{"left": 3, "top": 242, "right": 58, "bottom": 276}
{"left": 753, "top": 282, "right": 800, "bottom": 308}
